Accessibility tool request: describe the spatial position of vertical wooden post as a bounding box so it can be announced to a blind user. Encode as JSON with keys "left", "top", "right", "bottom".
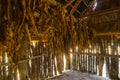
{"left": 2, "top": 51, "right": 7, "bottom": 80}
{"left": 36, "top": 43, "right": 39, "bottom": 79}
{"left": 86, "top": 55, "right": 88, "bottom": 72}
{"left": 54, "top": 56, "right": 57, "bottom": 75}
{"left": 96, "top": 56, "right": 98, "bottom": 73}
{"left": 77, "top": 54, "right": 80, "bottom": 70}
{"left": 81, "top": 54, "right": 83, "bottom": 71}
{"left": 83, "top": 55, "right": 86, "bottom": 72}
{"left": 56, "top": 51, "right": 63, "bottom": 74}
{"left": 95, "top": 56, "right": 97, "bottom": 74}
{"left": 88, "top": 55, "right": 90, "bottom": 73}
{"left": 73, "top": 48, "right": 77, "bottom": 69}
{"left": 65, "top": 52, "right": 70, "bottom": 70}
{"left": 92, "top": 56, "right": 94, "bottom": 73}
{"left": 47, "top": 45, "right": 52, "bottom": 77}
{"left": 85, "top": 55, "right": 87, "bottom": 72}
{"left": 98, "top": 57, "right": 104, "bottom": 76}
{"left": 87, "top": 45, "right": 91, "bottom": 73}
{"left": 90, "top": 56, "right": 92, "bottom": 73}
{"left": 79, "top": 54, "right": 82, "bottom": 71}
{"left": 110, "top": 58, "right": 119, "bottom": 79}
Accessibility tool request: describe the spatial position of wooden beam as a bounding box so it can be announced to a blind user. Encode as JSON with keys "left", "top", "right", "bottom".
{"left": 44, "top": 74, "right": 63, "bottom": 80}
{"left": 64, "top": 0, "right": 75, "bottom": 9}
{"left": 79, "top": 53, "right": 120, "bottom": 58}
{"left": 0, "top": 54, "right": 47, "bottom": 67}
{"left": 95, "top": 32, "right": 120, "bottom": 36}
{"left": 70, "top": 0, "right": 82, "bottom": 14}
{"left": 65, "top": 0, "right": 82, "bottom": 15}
{"left": 18, "top": 54, "right": 47, "bottom": 64}
{"left": 79, "top": 8, "right": 120, "bottom": 18}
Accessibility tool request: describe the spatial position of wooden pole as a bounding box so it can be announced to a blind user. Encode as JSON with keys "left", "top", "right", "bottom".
{"left": 76, "top": 53, "right": 120, "bottom": 58}
{"left": 96, "top": 32, "right": 120, "bottom": 36}
{"left": 79, "top": 8, "right": 120, "bottom": 18}
{"left": 79, "top": 54, "right": 82, "bottom": 71}
{"left": 85, "top": 55, "right": 87, "bottom": 72}
{"left": 70, "top": 0, "right": 81, "bottom": 15}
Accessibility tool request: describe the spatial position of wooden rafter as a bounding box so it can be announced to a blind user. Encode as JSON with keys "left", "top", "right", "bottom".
{"left": 65, "top": 0, "right": 82, "bottom": 15}
{"left": 79, "top": 53, "right": 120, "bottom": 58}
{"left": 96, "top": 32, "right": 120, "bottom": 36}
{"left": 95, "top": 32, "right": 120, "bottom": 39}
{"left": 79, "top": 8, "right": 120, "bottom": 18}
{"left": 64, "top": 0, "right": 75, "bottom": 9}
{"left": 70, "top": 0, "right": 82, "bottom": 14}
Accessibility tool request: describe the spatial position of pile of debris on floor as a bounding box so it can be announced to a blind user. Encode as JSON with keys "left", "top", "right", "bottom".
{"left": 45, "top": 70, "right": 110, "bottom": 80}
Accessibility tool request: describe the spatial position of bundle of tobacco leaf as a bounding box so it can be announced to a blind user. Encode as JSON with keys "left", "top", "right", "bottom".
{"left": 0, "top": 0, "right": 94, "bottom": 64}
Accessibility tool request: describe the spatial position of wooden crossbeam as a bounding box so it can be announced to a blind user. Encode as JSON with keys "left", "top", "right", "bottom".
{"left": 79, "top": 8, "right": 120, "bottom": 18}
{"left": 70, "top": 0, "right": 82, "bottom": 14}
{"left": 79, "top": 53, "right": 120, "bottom": 58}
{"left": 0, "top": 54, "right": 47, "bottom": 67}
{"left": 65, "top": 0, "right": 82, "bottom": 15}
{"left": 95, "top": 32, "right": 120, "bottom": 36}
{"left": 45, "top": 74, "right": 63, "bottom": 80}
{"left": 64, "top": 0, "right": 75, "bottom": 9}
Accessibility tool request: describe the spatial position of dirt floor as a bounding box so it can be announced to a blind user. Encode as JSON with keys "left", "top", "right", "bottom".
{"left": 45, "top": 70, "right": 110, "bottom": 80}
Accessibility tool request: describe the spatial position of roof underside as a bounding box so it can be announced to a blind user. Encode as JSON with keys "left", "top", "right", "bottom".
{"left": 55, "top": 0, "right": 94, "bottom": 18}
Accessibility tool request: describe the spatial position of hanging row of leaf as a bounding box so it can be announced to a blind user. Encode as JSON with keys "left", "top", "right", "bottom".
{"left": 0, "top": 0, "right": 39, "bottom": 63}
{"left": 0, "top": 0, "right": 94, "bottom": 62}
